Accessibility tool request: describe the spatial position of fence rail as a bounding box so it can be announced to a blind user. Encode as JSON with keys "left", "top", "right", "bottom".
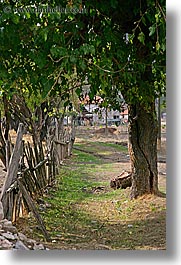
{"left": 0, "top": 121, "right": 75, "bottom": 241}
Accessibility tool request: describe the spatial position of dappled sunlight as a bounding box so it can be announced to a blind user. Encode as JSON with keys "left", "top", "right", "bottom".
{"left": 75, "top": 192, "right": 166, "bottom": 224}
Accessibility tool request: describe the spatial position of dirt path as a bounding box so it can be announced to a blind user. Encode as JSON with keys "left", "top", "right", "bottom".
{"left": 15, "top": 125, "right": 166, "bottom": 250}
{"left": 73, "top": 126, "right": 166, "bottom": 187}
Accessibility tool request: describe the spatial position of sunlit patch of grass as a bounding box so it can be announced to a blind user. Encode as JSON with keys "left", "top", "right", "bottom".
{"left": 72, "top": 149, "right": 102, "bottom": 164}
{"left": 74, "top": 141, "right": 128, "bottom": 154}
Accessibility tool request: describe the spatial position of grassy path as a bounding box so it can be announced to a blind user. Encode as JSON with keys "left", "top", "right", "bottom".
{"left": 16, "top": 126, "right": 166, "bottom": 250}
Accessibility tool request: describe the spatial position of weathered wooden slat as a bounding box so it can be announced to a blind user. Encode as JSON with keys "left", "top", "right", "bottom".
{"left": 22, "top": 172, "right": 36, "bottom": 196}
{"left": 0, "top": 123, "right": 24, "bottom": 219}
{"left": 38, "top": 141, "right": 47, "bottom": 187}
{"left": 15, "top": 192, "right": 23, "bottom": 221}
{"left": 34, "top": 157, "right": 49, "bottom": 171}
{"left": 7, "top": 190, "right": 15, "bottom": 221}
{"left": 18, "top": 180, "right": 50, "bottom": 242}
{"left": 12, "top": 192, "right": 18, "bottom": 223}
{"left": 24, "top": 146, "right": 42, "bottom": 193}
{"left": 27, "top": 142, "right": 36, "bottom": 168}
{"left": 53, "top": 139, "right": 67, "bottom": 145}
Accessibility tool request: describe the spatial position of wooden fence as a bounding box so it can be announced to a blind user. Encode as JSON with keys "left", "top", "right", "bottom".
{"left": 0, "top": 121, "right": 75, "bottom": 241}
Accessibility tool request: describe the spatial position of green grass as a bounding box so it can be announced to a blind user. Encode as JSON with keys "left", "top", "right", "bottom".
{"left": 98, "top": 142, "right": 128, "bottom": 152}
{"left": 72, "top": 149, "right": 102, "bottom": 164}
{"left": 74, "top": 141, "right": 128, "bottom": 154}
{"left": 41, "top": 171, "right": 95, "bottom": 238}
{"left": 21, "top": 139, "right": 166, "bottom": 250}
{"left": 40, "top": 146, "right": 124, "bottom": 240}
{"left": 70, "top": 149, "right": 123, "bottom": 177}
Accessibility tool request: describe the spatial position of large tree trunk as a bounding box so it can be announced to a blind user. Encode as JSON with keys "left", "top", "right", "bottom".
{"left": 128, "top": 101, "right": 159, "bottom": 199}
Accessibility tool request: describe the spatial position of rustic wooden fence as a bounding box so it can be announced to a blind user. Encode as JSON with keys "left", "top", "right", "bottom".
{"left": 0, "top": 121, "right": 75, "bottom": 241}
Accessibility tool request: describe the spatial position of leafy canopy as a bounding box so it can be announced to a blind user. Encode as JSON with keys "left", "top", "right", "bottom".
{"left": 0, "top": 0, "right": 166, "bottom": 110}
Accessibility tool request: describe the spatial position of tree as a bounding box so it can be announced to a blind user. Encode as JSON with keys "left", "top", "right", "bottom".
{"left": 78, "top": 0, "right": 166, "bottom": 198}
{"left": 72, "top": 0, "right": 166, "bottom": 198}
{"left": 0, "top": 0, "right": 166, "bottom": 198}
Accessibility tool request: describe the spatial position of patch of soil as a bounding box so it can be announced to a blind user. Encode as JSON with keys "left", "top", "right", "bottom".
{"left": 95, "top": 127, "right": 117, "bottom": 134}
{"left": 75, "top": 125, "right": 129, "bottom": 143}
{"left": 74, "top": 192, "right": 166, "bottom": 250}
{"left": 115, "top": 141, "right": 128, "bottom": 147}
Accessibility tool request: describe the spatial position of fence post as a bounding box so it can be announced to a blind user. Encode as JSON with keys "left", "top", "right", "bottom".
{"left": 0, "top": 123, "right": 24, "bottom": 219}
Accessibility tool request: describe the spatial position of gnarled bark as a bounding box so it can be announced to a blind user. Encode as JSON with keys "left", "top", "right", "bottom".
{"left": 128, "top": 102, "right": 158, "bottom": 199}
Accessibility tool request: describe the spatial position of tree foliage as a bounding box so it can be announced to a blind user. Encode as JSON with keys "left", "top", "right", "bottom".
{"left": 0, "top": 0, "right": 166, "bottom": 197}
{"left": 0, "top": 0, "right": 165, "bottom": 105}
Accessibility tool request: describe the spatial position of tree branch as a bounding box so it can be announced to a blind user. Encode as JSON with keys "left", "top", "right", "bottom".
{"left": 157, "top": 1, "right": 166, "bottom": 22}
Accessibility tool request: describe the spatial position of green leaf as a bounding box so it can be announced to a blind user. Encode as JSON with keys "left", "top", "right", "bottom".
{"left": 138, "top": 32, "right": 145, "bottom": 45}
{"left": 90, "top": 45, "right": 95, "bottom": 55}
{"left": 156, "top": 41, "right": 160, "bottom": 51}
{"left": 70, "top": 55, "right": 77, "bottom": 64}
{"left": 149, "top": 26, "right": 156, "bottom": 36}
{"left": 24, "top": 12, "right": 31, "bottom": 19}
{"left": 161, "top": 42, "right": 166, "bottom": 52}
{"left": 40, "top": 28, "right": 49, "bottom": 42}
{"left": 41, "top": 78, "right": 54, "bottom": 99}
{"left": 44, "top": 31, "right": 48, "bottom": 42}
{"left": 155, "top": 13, "right": 159, "bottom": 23}
{"left": 11, "top": 14, "right": 20, "bottom": 24}
{"left": 50, "top": 46, "right": 67, "bottom": 58}
{"left": 79, "top": 60, "right": 86, "bottom": 71}
{"left": 80, "top": 44, "right": 95, "bottom": 55}
{"left": 33, "top": 52, "right": 47, "bottom": 69}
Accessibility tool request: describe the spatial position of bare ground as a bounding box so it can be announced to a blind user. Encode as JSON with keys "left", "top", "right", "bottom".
{"left": 74, "top": 125, "right": 166, "bottom": 189}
